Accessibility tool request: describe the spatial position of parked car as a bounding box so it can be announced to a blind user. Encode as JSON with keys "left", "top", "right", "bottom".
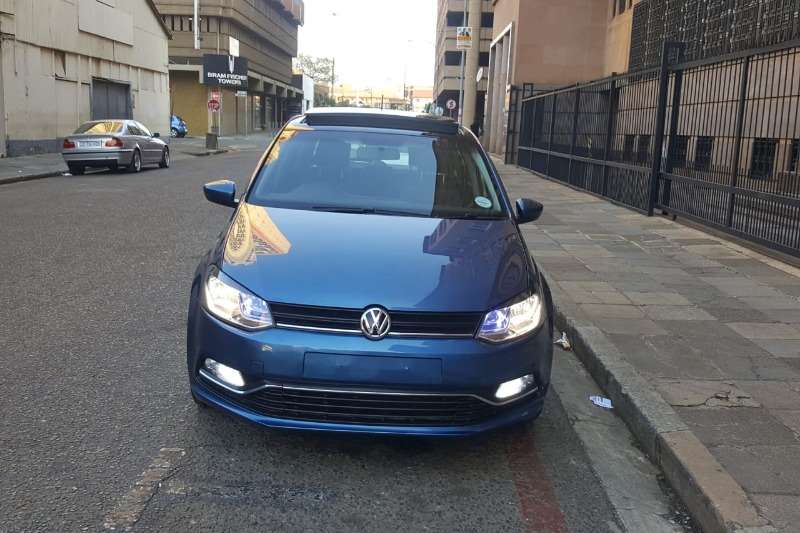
{"left": 171, "top": 114, "right": 188, "bottom": 138}
{"left": 187, "top": 108, "right": 554, "bottom": 436}
{"left": 62, "top": 120, "right": 169, "bottom": 175}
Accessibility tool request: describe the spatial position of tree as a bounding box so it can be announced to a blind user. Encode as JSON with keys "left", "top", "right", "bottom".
{"left": 314, "top": 92, "right": 336, "bottom": 107}
{"left": 297, "top": 54, "right": 335, "bottom": 85}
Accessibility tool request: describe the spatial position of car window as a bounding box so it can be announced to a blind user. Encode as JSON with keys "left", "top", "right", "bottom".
{"left": 127, "top": 124, "right": 142, "bottom": 136}
{"left": 136, "top": 122, "right": 152, "bottom": 137}
{"left": 248, "top": 128, "right": 504, "bottom": 219}
{"left": 74, "top": 121, "right": 124, "bottom": 134}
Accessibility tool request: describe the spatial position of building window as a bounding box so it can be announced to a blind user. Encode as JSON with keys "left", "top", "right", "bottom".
{"left": 622, "top": 134, "right": 635, "bottom": 161}
{"left": 479, "top": 52, "right": 489, "bottom": 67}
{"left": 751, "top": 138, "right": 778, "bottom": 180}
{"left": 790, "top": 139, "right": 799, "bottom": 173}
{"left": 481, "top": 12, "right": 494, "bottom": 28}
{"left": 695, "top": 136, "right": 714, "bottom": 171}
{"left": 670, "top": 135, "right": 690, "bottom": 167}
{"left": 54, "top": 50, "right": 66, "bottom": 78}
{"left": 446, "top": 11, "right": 464, "bottom": 27}
{"left": 637, "top": 134, "right": 651, "bottom": 163}
{"left": 444, "top": 51, "right": 462, "bottom": 66}
{"left": 618, "top": 0, "right": 626, "bottom": 15}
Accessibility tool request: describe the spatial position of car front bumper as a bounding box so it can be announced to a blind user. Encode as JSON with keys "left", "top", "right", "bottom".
{"left": 187, "top": 307, "right": 553, "bottom": 436}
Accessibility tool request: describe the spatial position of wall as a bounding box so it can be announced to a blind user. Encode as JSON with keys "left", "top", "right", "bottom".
{"left": 512, "top": 0, "right": 609, "bottom": 87}
{"left": 0, "top": 0, "right": 170, "bottom": 155}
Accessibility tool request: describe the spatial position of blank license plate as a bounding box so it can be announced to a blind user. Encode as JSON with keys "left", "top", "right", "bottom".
{"left": 79, "top": 141, "right": 101, "bottom": 148}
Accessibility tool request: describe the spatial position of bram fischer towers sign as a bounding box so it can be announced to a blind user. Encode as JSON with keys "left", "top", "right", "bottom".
{"left": 203, "top": 54, "right": 249, "bottom": 89}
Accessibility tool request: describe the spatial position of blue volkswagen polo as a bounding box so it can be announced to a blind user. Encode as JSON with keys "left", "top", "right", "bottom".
{"left": 187, "top": 109, "right": 554, "bottom": 436}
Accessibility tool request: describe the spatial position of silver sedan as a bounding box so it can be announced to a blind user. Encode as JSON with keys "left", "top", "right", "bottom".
{"left": 62, "top": 119, "right": 170, "bottom": 175}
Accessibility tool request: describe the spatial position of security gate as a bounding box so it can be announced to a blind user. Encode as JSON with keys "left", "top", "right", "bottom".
{"left": 91, "top": 79, "right": 131, "bottom": 120}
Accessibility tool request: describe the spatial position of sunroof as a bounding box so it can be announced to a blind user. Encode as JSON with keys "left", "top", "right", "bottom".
{"left": 302, "top": 112, "right": 459, "bottom": 135}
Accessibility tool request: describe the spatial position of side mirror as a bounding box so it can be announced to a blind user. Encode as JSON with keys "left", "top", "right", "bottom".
{"left": 152, "top": 132, "right": 161, "bottom": 138}
{"left": 515, "top": 198, "right": 543, "bottom": 224}
{"left": 204, "top": 180, "right": 238, "bottom": 208}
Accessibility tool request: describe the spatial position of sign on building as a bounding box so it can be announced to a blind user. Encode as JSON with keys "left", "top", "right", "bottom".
{"left": 203, "top": 54, "right": 249, "bottom": 89}
{"left": 456, "top": 26, "right": 473, "bottom": 49}
{"left": 229, "top": 37, "right": 240, "bottom": 58}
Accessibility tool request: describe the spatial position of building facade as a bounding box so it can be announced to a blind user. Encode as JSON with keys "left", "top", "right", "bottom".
{"left": 0, "top": 0, "right": 171, "bottom": 156}
{"left": 484, "top": 0, "right": 635, "bottom": 155}
{"left": 153, "top": 0, "right": 303, "bottom": 137}
{"left": 433, "top": 0, "right": 493, "bottom": 123}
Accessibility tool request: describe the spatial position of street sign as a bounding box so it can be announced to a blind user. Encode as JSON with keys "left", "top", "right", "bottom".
{"left": 476, "top": 67, "right": 484, "bottom": 83}
{"left": 456, "top": 26, "right": 473, "bottom": 49}
{"left": 203, "top": 54, "right": 249, "bottom": 89}
{"left": 229, "top": 37, "right": 240, "bottom": 58}
{"left": 446, "top": 99, "right": 457, "bottom": 110}
{"left": 207, "top": 99, "right": 220, "bottom": 111}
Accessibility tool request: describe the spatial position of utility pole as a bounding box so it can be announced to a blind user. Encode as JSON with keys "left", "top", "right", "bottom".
{"left": 462, "top": 0, "right": 482, "bottom": 130}
{"left": 193, "top": 0, "right": 200, "bottom": 50}
{"left": 457, "top": 2, "right": 467, "bottom": 124}
{"left": 330, "top": 57, "right": 336, "bottom": 105}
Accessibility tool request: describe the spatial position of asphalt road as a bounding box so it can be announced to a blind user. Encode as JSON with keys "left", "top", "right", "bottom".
{"left": 0, "top": 148, "right": 685, "bottom": 533}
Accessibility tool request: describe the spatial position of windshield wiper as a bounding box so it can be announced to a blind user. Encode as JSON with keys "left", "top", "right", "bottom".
{"left": 445, "top": 213, "right": 505, "bottom": 220}
{"left": 311, "top": 206, "right": 422, "bottom": 217}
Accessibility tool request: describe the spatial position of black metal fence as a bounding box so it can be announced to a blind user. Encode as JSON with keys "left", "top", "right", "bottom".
{"left": 516, "top": 39, "right": 800, "bottom": 257}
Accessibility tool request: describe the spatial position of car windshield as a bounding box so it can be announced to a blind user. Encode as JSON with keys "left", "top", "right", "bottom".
{"left": 247, "top": 127, "right": 505, "bottom": 219}
{"left": 74, "top": 121, "right": 124, "bottom": 134}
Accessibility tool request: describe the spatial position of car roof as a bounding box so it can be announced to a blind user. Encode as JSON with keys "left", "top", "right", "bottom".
{"left": 296, "top": 107, "right": 460, "bottom": 135}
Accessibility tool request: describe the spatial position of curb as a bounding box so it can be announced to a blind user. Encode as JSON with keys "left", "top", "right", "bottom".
{"left": 0, "top": 170, "right": 65, "bottom": 186}
{"left": 546, "top": 287, "right": 777, "bottom": 533}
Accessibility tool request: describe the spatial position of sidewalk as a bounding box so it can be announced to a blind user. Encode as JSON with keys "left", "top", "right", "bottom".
{"left": 0, "top": 131, "right": 274, "bottom": 186}
{"left": 497, "top": 161, "right": 800, "bottom": 533}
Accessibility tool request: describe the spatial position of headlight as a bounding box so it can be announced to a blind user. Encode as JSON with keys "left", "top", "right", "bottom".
{"left": 477, "top": 293, "right": 544, "bottom": 343}
{"left": 203, "top": 267, "right": 273, "bottom": 330}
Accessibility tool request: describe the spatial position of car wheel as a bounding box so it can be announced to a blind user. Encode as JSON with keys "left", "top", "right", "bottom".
{"left": 67, "top": 164, "right": 85, "bottom": 175}
{"left": 170, "top": 127, "right": 179, "bottom": 138}
{"left": 128, "top": 149, "right": 142, "bottom": 173}
{"left": 178, "top": 132, "right": 187, "bottom": 138}
{"left": 159, "top": 148, "right": 170, "bottom": 168}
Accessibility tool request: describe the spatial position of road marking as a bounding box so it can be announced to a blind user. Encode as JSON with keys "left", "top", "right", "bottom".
{"left": 506, "top": 429, "right": 568, "bottom": 533}
{"left": 103, "top": 447, "right": 185, "bottom": 531}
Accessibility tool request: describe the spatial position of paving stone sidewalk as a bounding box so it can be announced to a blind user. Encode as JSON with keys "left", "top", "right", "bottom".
{"left": 497, "top": 161, "right": 800, "bottom": 532}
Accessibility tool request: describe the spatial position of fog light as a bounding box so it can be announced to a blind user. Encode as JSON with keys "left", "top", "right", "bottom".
{"left": 495, "top": 374, "right": 536, "bottom": 400}
{"left": 203, "top": 358, "right": 245, "bottom": 388}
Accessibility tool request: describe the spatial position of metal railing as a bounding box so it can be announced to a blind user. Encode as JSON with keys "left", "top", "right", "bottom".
{"left": 516, "top": 39, "right": 800, "bottom": 257}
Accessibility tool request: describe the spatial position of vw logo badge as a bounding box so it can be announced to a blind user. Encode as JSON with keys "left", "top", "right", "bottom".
{"left": 360, "top": 307, "right": 391, "bottom": 340}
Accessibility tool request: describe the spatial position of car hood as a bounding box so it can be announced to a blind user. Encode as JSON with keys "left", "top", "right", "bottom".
{"left": 217, "top": 203, "right": 532, "bottom": 312}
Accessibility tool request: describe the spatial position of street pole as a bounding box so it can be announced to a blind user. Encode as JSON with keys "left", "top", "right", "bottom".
{"left": 462, "top": 0, "right": 482, "bottom": 130}
{"left": 193, "top": 0, "right": 200, "bottom": 50}
{"left": 457, "top": 2, "right": 467, "bottom": 124}
{"left": 330, "top": 57, "right": 336, "bottom": 105}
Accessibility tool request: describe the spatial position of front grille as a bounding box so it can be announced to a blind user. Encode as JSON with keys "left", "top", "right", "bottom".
{"left": 207, "top": 382, "right": 502, "bottom": 427}
{"left": 270, "top": 303, "right": 482, "bottom": 337}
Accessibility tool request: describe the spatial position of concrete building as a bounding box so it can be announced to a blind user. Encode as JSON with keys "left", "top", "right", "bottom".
{"left": 153, "top": 0, "right": 304, "bottom": 137}
{"left": 433, "top": 0, "right": 493, "bottom": 124}
{"left": 0, "top": 0, "right": 171, "bottom": 156}
{"left": 407, "top": 86, "right": 433, "bottom": 113}
{"left": 484, "top": 0, "right": 634, "bottom": 155}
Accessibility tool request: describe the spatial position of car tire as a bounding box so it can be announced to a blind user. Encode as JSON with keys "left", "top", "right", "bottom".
{"left": 170, "top": 127, "right": 179, "bottom": 138}
{"left": 128, "top": 149, "right": 142, "bottom": 173}
{"left": 178, "top": 132, "right": 186, "bottom": 138}
{"left": 67, "top": 164, "right": 85, "bottom": 175}
{"left": 159, "top": 148, "right": 170, "bottom": 169}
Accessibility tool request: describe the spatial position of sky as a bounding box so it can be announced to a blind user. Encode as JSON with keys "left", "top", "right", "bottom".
{"left": 298, "top": 0, "right": 436, "bottom": 90}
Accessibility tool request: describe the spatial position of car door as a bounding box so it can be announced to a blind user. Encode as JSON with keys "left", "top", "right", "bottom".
{"left": 135, "top": 122, "right": 161, "bottom": 163}
{"left": 124, "top": 122, "right": 145, "bottom": 159}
